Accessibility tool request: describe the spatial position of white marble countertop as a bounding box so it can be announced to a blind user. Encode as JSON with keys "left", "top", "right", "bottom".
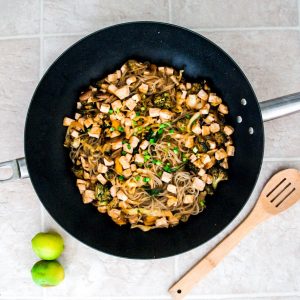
{"left": 0, "top": 1, "right": 299, "bottom": 299}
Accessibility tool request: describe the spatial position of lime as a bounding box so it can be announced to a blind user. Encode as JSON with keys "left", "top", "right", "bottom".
{"left": 31, "top": 232, "right": 64, "bottom": 260}
{"left": 31, "top": 260, "right": 65, "bottom": 287}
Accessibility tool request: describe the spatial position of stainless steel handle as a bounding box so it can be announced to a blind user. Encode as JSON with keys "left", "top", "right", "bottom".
{"left": 0, "top": 158, "right": 29, "bottom": 183}
{"left": 260, "top": 92, "right": 300, "bottom": 122}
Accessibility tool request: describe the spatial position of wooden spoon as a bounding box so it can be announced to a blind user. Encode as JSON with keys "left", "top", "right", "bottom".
{"left": 169, "top": 169, "right": 300, "bottom": 300}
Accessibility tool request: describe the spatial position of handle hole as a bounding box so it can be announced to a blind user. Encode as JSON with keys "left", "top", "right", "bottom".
{"left": 177, "top": 289, "right": 182, "bottom": 294}
{"left": 241, "top": 98, "right": 247, "bottom": 105}
{"left": 236, "top": 116, "right": 242, "bottom": 123}
{"left": 0, "top": 166, "right": 14, "bottom": 181}
{"left": 249, "top": 127, "right": 254, "bottom": 134}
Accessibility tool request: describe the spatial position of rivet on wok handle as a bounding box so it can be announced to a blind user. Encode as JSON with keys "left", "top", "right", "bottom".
{"left": 260, "top": 92, "right": 300, "bottom": 122}
{"left": 0, "top": 158, "right": 28, "bottom": 183}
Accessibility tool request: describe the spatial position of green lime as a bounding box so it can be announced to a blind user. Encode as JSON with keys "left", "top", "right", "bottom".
{"left": 31, "top": 232, "right": 64, "bottom": 260}
{"left": 31, "top": 260, "right": 65, "bottom": 287}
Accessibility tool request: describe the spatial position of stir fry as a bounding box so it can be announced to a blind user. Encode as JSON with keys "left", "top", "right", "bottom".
{"left": 63, "top": 60, "right": 235, "bottom": 231}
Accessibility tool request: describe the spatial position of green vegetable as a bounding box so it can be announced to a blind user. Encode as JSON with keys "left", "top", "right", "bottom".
{"left": 118, "top": 126, "right": 124, "bottom": 132}
{"left": 169, "top": 129, "right": 175, "bottom": 134}
{"left": 190, "top": 83, "right": 202, "bottom": 93}
{"left": 135, "top": 176, "right": 141, "bottom": 181}
{"left": 127, "top": 144, "right": 131, "bottom": 150}
{"left": 205, "top": 184, "right": 214, "bottom": 196}
{"left": 31, "top": 232, "right": 64, "bottom": 260}
{"left": 110, "top": 127, "right": 115, "bottom": 132}
{"left": 208, "top": 166, "right": 228, "bottom": 189}
{"left": 173, "top": 147, "right": 179, "bottom": 154}
{"left": 149, "top": 138, "right": 155, "bottom": 144}
{"left": 141, "top": 107, "right": 146, "bottom": 111}
{"left": 95, "top": 183, "right": 112, "bottom": 203}
{"left": 136, "top": 112, "right": 140, "bottom": 116}
{"left": 121, "top": 150, "right": 127, "bottom": 155}
{"left": 132, "top": 120, "right": 137, "bottom": 126}
{"left": 153, "top": 92, "right": 172, "bottom": 109}
{"left": 143, "top": 177, "right": 150, "bottom": 182}
{"left": 214, "top": 132, "right": 227, "bottom": 146}
{"left": 145, "top": 188, "right": 163, "bottom": 196}
{"left": 144, "top": 154, "right": 151, "bottom": 162}
{"left": 198, "top": 142, "right": 209, "bottom": 153}
{"left": 31, "top": 260, "right": 65, "bottom": 287}
{"left": 192, "top": 146, "right": 198, "bottom": 153}
{"left": 185, "top": 161, "right": 199, "bottom": 174}
{"left": 118, "top": 175, "right": 125, "bottom": 181}
{"left": 108, "top": 109, "right": 113, "bottom": 114}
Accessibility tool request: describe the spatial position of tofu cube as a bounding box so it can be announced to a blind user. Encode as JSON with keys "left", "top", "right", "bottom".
{"left": 83, "top": 190, "right": 95, "bottom": 204}
{"left": 201, "top": 125, "right": 210, "bottom": 136}
{"left": 88, "top": 126, "right": 101, "bottom": 138}
{"left": 124, "top": 118, "right": 132, "bottom": 127}
{"left": 119, "top": 156, "right": 130, "bottom": 169}
{"left": 130, "top": 164, "right": 137, "bottom": 171}
{"left": 192, "top": 177, "right": 205, "bottom": 191}
{"left": 139, "top": 83, "right": 149, "bottom": 94}
{"left": 126, "top": 76, "right": 137, "bottom": 85}
{"left": 107, "top": 84, "right": 117, "bottom": 94}
{"left": 125, "top": 98, "right": 137, "bottom": 111}
{"left": 107, "top": 73, "right": 118, "bottom": 82}
{"left": 183, "top": 195, "right": 194, "bottom": 204}
{"left": 192, "top": 123, "right": 202, "bottom": 135}
{"left": 63, "top": 117, "right": 74, "bottom": 126}
{"left": 100, "top": 103, "right": 110, "bottom": 114}
{"left": 103, "top": 158, "right": 114, "bottom": 166}
{"left": 215, "top": 149, "right": 228, "bottom": 160}
{"left": 161, "top": 172, "right": 172, "bottom": 183}
{"left": 131, "top": 94, "right": 141, "bottom": 102}
{"left": 160, "top": 109, "right": 173, "bottom": 121}
{"left": 149, "top": 108, "right": 161, "bottom": 117}
{"left": 210, "top": 123, "right": 220, "bottom": 133}
{"left": 123, "top": 143, "right": 133, "bottom": 154}
{"left": 97, "top": 163, "right": 108, "bottom": 174}
{"left": 140, "top": 140, "right": 149, "bottom": 150}
{"left": 123, "top": 169, "right": 132, "bottom": 178}
{"left": 197, "top": 89, "right": 208, "bottom": 100}
{"left": 117, "top": 190, "right": 128, "bottom": 201}
{"left": 125, "top": 153, "right": 132, "bottom": 162}
{"left": 97, "top": 174, "right": 107, "bottom": 185}
{"left": 111, "top": 100, "right": 122, "bottom": 111}
{"left": 134, "top": 154, "right": 144, "bottom": 164}
{"left": 111, "top": 139, "right": 123, "bottom": 150}
{"left": 167, "top": 184, "right": 177, "bottom": 194}
{"left": 227, "top": 145, "right": 235, "bottom": 156}
{"left": 115, "top": 85, "right": 130, "bottom": 100}
{"left": 224, "top": 125, "right": 234, "bottom": 135}
{"left": 198, "top": 168, "right": 206, "bottom": 177}
{"left": 129, "top": 136, "right": 140, "bottom": 148}
{"left": 110, "top": 186, "right": 118, "bottom": 197}
{"left": 218, "top": 103, "right": 229, "bottom": 114}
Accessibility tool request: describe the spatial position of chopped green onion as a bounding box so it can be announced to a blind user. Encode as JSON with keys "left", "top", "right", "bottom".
{"left": 149, "top": 138, "right": 155, "bottom": 145}
{"left": 169, "top": 129, "right": 175, "bottom": 134}
{"left": 173, "top": 147, "right": 179, "bottom": 154}
{"left": 157, "top": 171, "right": 163, "bottom": 177}
{"left": 157, "top": 128, "right": 163, "bottom": 135}
{"left": 146, "top": 126, "right": 151, "bottom": 130}
{"left": 143, "top": 177, "right": 150, "bottom": 182}
{"left": 118, "top": 175, "right": 125, "bottom": 181}
{"left": 141, "top": 107, "right": 146, "bottom": 111}
{"left": 122, "top": 140, "right": 127, "bottom": 144}
{"left": 144, "top": 155, "right": 151, "bottom": 162}
{"left": 159, "top": 122, "right": 171, "bottom": 129}
{"left": 116, "top": 108, "right": 120, "bottom": 113}
{"left": 87, "top": 128, "right": 92, "bottom": 132}
{"left": 118, "top": 126, "right": 124, "bottom": 132}
{"left": 132, "top": 120, "right": 137, "bottom": 126}
{"left": 137, "top": 126, "right": 142, "bottom": 131}
{"left": 110, "top": 127, "right": 115, "bottom": 131}
{"left": 155, "top": 160, "right": 162, "bottom": 165}
{"left": 108, "top": 109, "right": 113, "bottom": 114}
{"left": 193, "top": 147, "right": 198, "bottom": 153}
{"left": 167, "top": 142, "right": 171, "bottom": 147}
{"left": 121, "top": 150, "right": 127, "bottom": 155}
{"left": 136, "top": 112, "right": 140, "bottom": 116}
{"left": 185, "top": 114, "right": 191, "bottom": 119}
{"left": 127, "top": 144, "right": 131, "bottom": 150}
{"left": 182, "top": 157, "right": 188, "bottom": 162}
{"left": 135, "top": 176, "right": 141, "bottom": 181}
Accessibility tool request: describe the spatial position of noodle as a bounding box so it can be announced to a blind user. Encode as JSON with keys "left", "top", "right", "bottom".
{"left": 63, "top": 60, "right": 235, "bottom": 231}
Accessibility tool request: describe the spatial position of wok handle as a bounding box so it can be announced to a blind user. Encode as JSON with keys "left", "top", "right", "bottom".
{"left": 260, "top": 92, "right": 300, "bottom": 122}
{"left": 0, "top": 158, "right": 29, "bottom": 183}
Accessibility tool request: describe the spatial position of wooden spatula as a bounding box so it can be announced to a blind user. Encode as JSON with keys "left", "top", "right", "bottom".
{"left": 169, "top": 169, "right": 300, "bottom": 300}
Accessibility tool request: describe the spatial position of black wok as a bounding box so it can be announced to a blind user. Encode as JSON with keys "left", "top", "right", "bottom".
{"left": 1, "top": 22, "right": 300, "bottom": 259}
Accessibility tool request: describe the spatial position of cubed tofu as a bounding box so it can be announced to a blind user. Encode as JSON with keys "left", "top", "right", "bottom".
{"left": 77, "top": 183, "right": 86, "bottom": 194}
{"left": 116, "top": 70, "right": 121, "bottom": 79}
{"left": 139, "top": 83, "right": 149, "bottom": 94}
{"left": 185, "top": 136, "right": 194, "bottom": 148}
{"left": 198, "top": 168, "right": 206, "bottom": 177}
{"left": 218, "top": 103, "right": 228, "bottom": 114}
{"left": 123, "top": 169, "right": 132, "bottom": 178}
{"left": 159, "top": 109, "right": 173, "bottom": 120}
{"left": 130, "top": 164, "right": 137, "bottom": 171}
{"left": 197, "top": 89, "right": 208, "bottom": 100}
{"left": 77, "top": 102, "right": 82, "bottom": 109}
{"left": 97, "top": 163, "right": 108, "bottom": 174}
{"left": 201, "top": 125, "right": 210, "bottom": 136}
{"left": 79, "top": 90, "right": 92, "bottom": 101}
{"left": 131, "top": 94, "right": 141, "bottom": 102}
{"left": 111, "top": 139, "right": 123, "bottom": 150}
{"left": 110, "top": 130, "right": 121, "bottom": 138}
{"left": 149, "top": 108, "right": 161, "bottom": 117}
{"left": 135, "top": 154, "right": 144, "bottom": 164}
{"left": 84, "top": 118, "right": 93, "bottom": 128}
{"left": 110, "top": 186, "right": 118, "bottom": 197}
{"left": 115, "top": 85, "right": 130, "bottom": 100}
{"left": 107, "top": 84, "right": 117, "bottom": 94}
{"left": 107, "top": 73, "right": 118, "bottom": 82}
{"left": 103, "top": 157, "right": 114, "bottom": 166}
{"left": 220, "top": 157, "right": 229, "bottom": 169}
{"left": 71, "top": 130, "right": 79, "bottom": 138}
{"left": 181, "top": 90, "right": 187, "bottom": 99}
{"left": 204, "top": 114, "right": 215, "bottom": 124}
{"left": 224, "top": 125, "right": 234, "bottom": 135}
{"left": 210, "top": 123, "right": 220, "bottom": 133}
{"left": 189, "top": 154, "right": 197, "bottom": 162}
{"left": 161, "top": 172, "right": 172, "bottom": 183}
{"left": 158, "top": 66, "right": 165, "bottom": 73}
{"left": 186, "top": 82, "right": 192, "bottom": 89}
{"left": 207, "top": 140, "right": 216, "bottom": 149}
{"left": 126, "top": 76, "right": 137, "bottom": 85}
{"left": 83, "top": 190, "right": 95, "bottom": 204}
{"left": 201, "top": 154, "right": 211, "bottom": 164}
{"left": 167, "top": 184, "right": 177, "bottom": 194}
{"left": 192, "top": 123, "right": 202, "bottom": 135}
{"left": 124, "top": 118, "right": 132, "bottom": 127}
{"left": 125, "top": 98, "right": 137, "bottom": 111}
{"left": 193, "top": 159, "right": 204, "bottom": 169}
{"left": 123, "top": 143, "right": 133, "bottom": 154}
{"left": 121, "top": 64, "right": 128, "bottom": 74}
{"left": 165, "top": 67, "right": 174, "bottom": 75}
{"left": 186, "top": 94, "right": 199, "bottom": 109}
{"left": 215, "top": 149, "right": 228, "bottom": 160}
{"left": 74, "top": 113, "right": 81, "bottom": 120}
{"left": 155, "top": 217, "right": 168, "bottom": 228}
{"left": 125, "top": 153, "right": 132, "bottom": 162}
{"left": 88, "top": 126, "right": 101, "bottom": 138}
{"left": 183, "top": 195, "right": 194, "bottom": 204}
{"left": 192, "top": 177, "right": 205, "bottom": 191}
{"left": 208, "top": 94, "right": 222, "bottom": 106}
{"left": 111, "top": 100, "right": 123, "bottom": 111}
{"left": 117, "top": 190, "right": 128, "bottom": 201}
{"left": 63, "top": 117, "right": 74, "bottom": 126}
{"left": 119, "top": 156, "right": 130, "bottom": 169}
{"left": 202, "top": 174, "right": 213, "bottom": 184}
{"left": 140, "top": 140, "right": 149, "bottom": 150}
{"left": 227, "top": 145, "right": 235, "bottom": 156}
{"left": 200, "top": 103, "right": 210, "bottom": 115}
{"left": 129, "top": 136, "right": 140, "bottom": 148}
{"left": 100, "top": 103, "right": 110, "bottom": 114}
{"left": 96, "top": 174, "right": 107, "bottom": 185}
{"left": 170, "top": 75, "right": 179, "bottom": 85}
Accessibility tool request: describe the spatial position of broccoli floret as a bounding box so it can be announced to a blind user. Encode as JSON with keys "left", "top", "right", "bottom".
{"left": 208, "top": 166, "right": 228, "bottom": 190}
{"left": 185, "top": 161, "right": 199, "bottom": 174}
{"left": 205, "top": 184, "right": 214, "bottom": 195}
{"left": 198, "top": 141, "right": 209, "bottom": 153}
{"left": 190, "top": 83, "right": 202, "bottom": 94}
{"left": 153, "top": 92, "right": 172, "bottom": 109}
{"left": 95, "top": 183, "right": 112, "bottom": 204}
{"left": 72, "top": 166, "right": 83, "bottom": 179}
{"left": 213, "top": 132, "right": 227, "bottom": 146}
